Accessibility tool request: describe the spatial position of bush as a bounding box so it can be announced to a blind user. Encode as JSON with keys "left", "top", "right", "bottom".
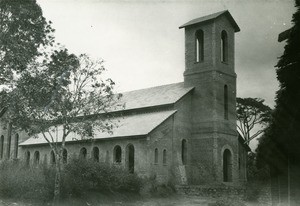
{"left": 244, "top": 181, "right": 261, "bottom": 202}
{"left": 212, "top": 197, "right": 247, "bottom": 206}
{"left": 0, "top": 158, "right": 143, "bottom": 201}
{"left": 0, "top": 160, "right": 55, "bottom": 201}
{"left": 139, "top": 174, "right": 174, "bottom": 197}
{"left": 62, "top": 158, "right": 143, "bottom": 197}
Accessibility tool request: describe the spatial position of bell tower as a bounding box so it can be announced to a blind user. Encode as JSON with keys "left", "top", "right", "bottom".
{"left": 179, "top": 10, "right": 241, "bottom": 184}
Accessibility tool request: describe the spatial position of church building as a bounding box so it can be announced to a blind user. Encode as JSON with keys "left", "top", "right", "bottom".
{"left": 0, "top": 10, "right": 249, "bottom": 186}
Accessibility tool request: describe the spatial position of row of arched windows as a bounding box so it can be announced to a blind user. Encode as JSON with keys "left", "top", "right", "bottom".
{"left": 0, "top": 134, "right": 19, "bottom": 160}
{"left": 153, "top": 140, "right": 188, "bottom": 166}
{"left": 50, "top": 149, "right": 68, "bottom": 164}
{"left": 25, "top": 148, "right": 69, "bottom": 165}
{"left": 23, "top": 143, "right": 233, "bottom": 182}
{"left": 154, "top": 148, "right": 167, "bottom": 165}
{"left": 195, "top": 30, "right": 228, "bottom": 63}
{"left": 24, "top": 145, "right": 134, "bottom": 172}
{"left": 112, "top": 144, "right": 135, "bottom": 173}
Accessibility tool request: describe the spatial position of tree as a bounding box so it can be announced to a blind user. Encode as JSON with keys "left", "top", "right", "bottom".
{"left": 256, "top": 0, "right": 300, "bottom": 205}
{"left": 236, "top": 97, "right": 272, "bottom": 145}
{"left": 0, "top": 0, "right": 54, "bottom": 84}
{"left": 4, "top": 50, "right": 122, "bottom": 201}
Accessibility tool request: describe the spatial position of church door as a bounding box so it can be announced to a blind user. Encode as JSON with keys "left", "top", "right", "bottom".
{"left": 126, "top": 144, "right": 134, "bottom": 173}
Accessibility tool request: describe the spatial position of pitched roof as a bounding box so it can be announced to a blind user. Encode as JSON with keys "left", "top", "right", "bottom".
{"left": 114, "top": 82, "right": 193, "bottom": 112}
{"left": 179, "top": 10, "right": 240, "bottom": 32}
{"left": 19, "top": 110, "right": 177, "bottom": 146}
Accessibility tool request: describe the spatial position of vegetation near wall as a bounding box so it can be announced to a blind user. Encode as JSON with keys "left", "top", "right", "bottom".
{"left": 0, "top": 158, "right": 142, "bottom": 202}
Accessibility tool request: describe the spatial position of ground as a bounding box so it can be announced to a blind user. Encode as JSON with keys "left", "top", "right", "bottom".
{"left": 0, "top": 195, "right": 213, "bottom": 206}
{"left": 0, "top": 194, "right": 267, "bottom": 206}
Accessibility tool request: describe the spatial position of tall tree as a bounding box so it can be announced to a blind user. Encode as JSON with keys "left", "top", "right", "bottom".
{"left": 5, "top": 50, "right": 121, "bottom": 201}
{"left": 236, "top": 97, "right": 272, "bottom": 145}
{"left": 0, "top": 0, "right": 54, "bottom": 84}
{"left": 256, "top": 0, "right": 300, "bottom": 205}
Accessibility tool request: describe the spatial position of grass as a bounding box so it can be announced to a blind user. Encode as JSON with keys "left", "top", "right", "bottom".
{"left": 0, "top": 193, "right": 215, "bottom": 206}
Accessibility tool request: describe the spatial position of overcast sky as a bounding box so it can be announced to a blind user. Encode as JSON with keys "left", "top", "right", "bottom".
{"left": 37, "top": 0, "right": 295, "bottom": 108}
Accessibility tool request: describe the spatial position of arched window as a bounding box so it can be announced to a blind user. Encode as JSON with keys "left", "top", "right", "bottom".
{"left": 113, "top": 145, "right": 122, "bottom": 163}
{"left": 50, "top": 150, "right": 56, "bottom": 165}
{"left": 14, "top": 134, "right": 19, "bottom": 159}
{"left": 224, "top": 85, "right": 228, "bottom": 120}
{"left": 182, "top": 139, "right": 187, "bottom": 165}
{"left": 79, "top": 147, "right": 87, "bottom": 159}
{"left": 62, "top": 149, "right": 68, "bottom": 164}
{"left": 105, "top": 151, "right": 109, "bottom": 163}
{"left": 223, "top": 149, "right": 232, "bottom": 182}
{"left": 221, "top": 30, "right": 228, "bottom": 62}
{"left": 0, "top": 135, "right": 4, "bottom": 159}
{"left": 163, "top": 149, "right": 167, "bottom": 165}
{"left": 25, "top": 151, "right": 30, "bottom": 165}
{"left": 92, "top": 147, "right": 99, "bottom": 162}
{"left": 154, "top": 148, "right": 158, "bottom": 164}
{"left": 34, "top": 151, "right": 40, "bottom": 165}
{"left": 195, "top": 30, "right": 204, "bottom": 62}
{"left": 126, "top": 144, "right": 135, "bottom": 173}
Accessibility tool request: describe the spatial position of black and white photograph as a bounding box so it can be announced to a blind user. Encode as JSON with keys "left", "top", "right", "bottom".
{"left": 0, "top": 0, "right": 299, "bottom": 205}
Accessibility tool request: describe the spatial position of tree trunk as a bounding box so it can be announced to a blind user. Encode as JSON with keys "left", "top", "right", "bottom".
{"left": 53, "top": 154, "right": 62, "bottom": 204}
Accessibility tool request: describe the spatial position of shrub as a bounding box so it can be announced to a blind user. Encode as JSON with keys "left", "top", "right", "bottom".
{"left": 0, "top": 160, "right": 54, "bottom": 201}
{"left": 62, "top": 158, "right": 143, "bottom": 197}
{"left": 139, "top": 173, "right": 174, "bottom": 197}
{"left": 244, "top": 181, "right": 261, "bottom": 202}
{"left": 212, "top": 197, "right": 247, "bottom": 206}
{"left": 0, "top": 158, "right": 143, "bottom": 201}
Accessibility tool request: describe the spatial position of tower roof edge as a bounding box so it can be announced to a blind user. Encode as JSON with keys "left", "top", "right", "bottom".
{"left": 179, "top": 10, "right": 240, "bottom": 32}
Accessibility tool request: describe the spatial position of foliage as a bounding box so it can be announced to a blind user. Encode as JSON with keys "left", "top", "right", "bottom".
{"left": 1, "top": 49, "right": 122, "bottom": 200}
{"left": 236, "top": 97, "right": 272, "bottom": 144}
{"left": 0, "top": 0, "right": 122, "bottom": 202}
{"left": 256, "top": 0, "right": 300, "bottom": 171}
{"left": 212, "top": 197, "right": 246, "bottom": 206}
{"left": 247, "top": 152, "right": 270, "bottom": 182}
{"left": 0, "top": 0, "right": 54, "bottom": 84}
{"left": 0, "top": 160, "right": 55, "bottom": 201}
{"left": 244, "top": 153, "right": 270, "bottom": 202}
{"left": 0, "top": 159, "right": 142, "bottom": 202}
{"left": 62, "top": 158, "right": 143, "bottom": 197}
{"left": 8, "top": 51, "right": 120, "bottom": 138}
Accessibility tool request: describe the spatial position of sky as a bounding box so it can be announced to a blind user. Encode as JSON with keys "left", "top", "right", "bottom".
{"left": 36, "top": 0, "right": 295, "bottom": 149}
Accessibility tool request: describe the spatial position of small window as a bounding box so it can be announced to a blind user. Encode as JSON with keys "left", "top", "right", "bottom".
{"left": 221, "top": 30, "right": 228, "bottom": 63}
{"left": 114, "top": 145, "right": 122, "bottom": 163}
{"left": 223, "top": 149, "right": 232, "bottom": 182}
{"left": 154, "top": 148, "right": 158, "bottom": 164}
{"left": 92, "top": 147, "right": 99, "bottom": 162}
{"left": 0, "top": 135, "right": 4, "bottom": 159}
{"left": 25, "top": 151, "right": 30, "bottom": 165}
{"left": 62, "top": 149, "right": 68, "bottom": 164}
{"left": 50, "top": 150, "right": 56, "bottom": 165}
{"left": 79, "top": 147, "right": 87, "bottom": 159}
{"left": 224, "top": 85, "right": 228, "bottom": 120}
{"left": 163, "top": 149, "right": 167, "bottom": 165}
{"left": 105, "top": 151, "right": 109, "bottom": 163}
{"left": 34, "top": 151, "right": 40, "bottom": 165}
{"left": 195, "top": 30, "right": 204, "bottom": 62}
{"left": 14, "top": 134, "right": 19, "bottom": 159}
{"left": 182, "top": 139, "right": 187, "bottom": 165}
